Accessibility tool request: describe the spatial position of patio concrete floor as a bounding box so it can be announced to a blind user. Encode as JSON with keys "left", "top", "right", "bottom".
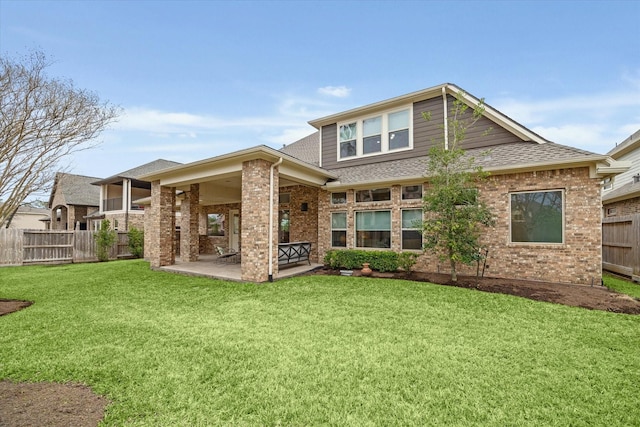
{"left": 159, "top": 254, "right": 322, "bottom": 282}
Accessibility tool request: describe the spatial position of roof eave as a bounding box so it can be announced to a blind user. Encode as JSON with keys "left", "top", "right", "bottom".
{"left": 139, "top": 145, "right": 337, "bottom": 187}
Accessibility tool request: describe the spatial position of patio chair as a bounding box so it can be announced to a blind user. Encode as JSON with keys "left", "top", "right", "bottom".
{"left": 214, "top": 246, "right": 240, "bottom": 263}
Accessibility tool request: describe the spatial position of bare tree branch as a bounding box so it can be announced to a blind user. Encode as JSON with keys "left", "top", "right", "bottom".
{"left": 0, "top": 51, "right": 120, "bottom": 227}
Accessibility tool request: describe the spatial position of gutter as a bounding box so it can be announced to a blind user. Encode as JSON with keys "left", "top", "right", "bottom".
{"left": 442, "top": 86, "right": 449, "bottom": 150}
{"left": 268, "top": 157, "right": 283, "bottom": 282}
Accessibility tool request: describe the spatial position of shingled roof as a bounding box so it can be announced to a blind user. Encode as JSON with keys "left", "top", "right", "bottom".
{"left": 280, "top": 132, "right": 320, "bottom": 166}
{"left": 93, "top": 159, "right": 182, "bottom": 185}
{"left": 279, "top": 133, "right": 608, "bottom": 188}
{"left": 49, "top": 172, "right": 101, "bottom": 208}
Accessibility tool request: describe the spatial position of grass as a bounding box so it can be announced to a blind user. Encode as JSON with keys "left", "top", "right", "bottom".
{"left": 603, "top": 273, "right": 640, "bottom": 299}
{"left": 1, "top": 260, "right": 639, "bottom": 426}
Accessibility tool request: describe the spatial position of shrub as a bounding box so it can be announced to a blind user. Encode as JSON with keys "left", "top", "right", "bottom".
{"left": 128, "top": 226, "right": 144, "bottom": 258}
{"left": 397, "top": 252, "right": 418, "bottom": 275}
{"left": 94, "top": 219, "right": 116, "bottom": 262}
{"left": 323, "top": 249, "right": 405, "bottom": 273}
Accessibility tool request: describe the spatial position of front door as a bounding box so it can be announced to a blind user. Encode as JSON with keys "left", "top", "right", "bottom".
{"left": 229, "top": 209, "right": 240, "bottom": 252}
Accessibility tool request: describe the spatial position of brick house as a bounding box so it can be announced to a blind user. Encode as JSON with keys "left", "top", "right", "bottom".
{"left": 602, "top": 129, "right": 640, "bottom": 217}
{"left": 90, "top": 159, "right": 181, "bottom": 232}
{"left": 141, "top": 83, "right": 628, "bottom": 284}
{"left": 48, "top": 172, "right": 101, "bottom": 230}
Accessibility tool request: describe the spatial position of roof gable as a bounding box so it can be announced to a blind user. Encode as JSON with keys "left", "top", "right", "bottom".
{"left": 309, "top": 83, "right": 549, "bottom": 145}
{"left": 49, "top": 172, "right": 101, "bottom": 208}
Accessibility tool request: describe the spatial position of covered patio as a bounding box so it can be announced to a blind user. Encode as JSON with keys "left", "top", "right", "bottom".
{"left": 160, "top": 254, "right": 323, "bottom": 282}
{"left": 140, "top": 146, "right": 335, "bottom": 282}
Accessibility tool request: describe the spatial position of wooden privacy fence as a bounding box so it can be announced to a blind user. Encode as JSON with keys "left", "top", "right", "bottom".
{"left": 602, "top": 213, "right": 640, "bottom": 282}
{"left": 0, "top": 230, "right": 131, "bottom": 266}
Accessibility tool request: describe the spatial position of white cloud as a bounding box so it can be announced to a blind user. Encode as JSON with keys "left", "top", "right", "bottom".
{"left": 491, "top": 85, "right": 640, "bottom": 154}
{"left": 317, "top": 85, "right": 352, "bottom": 98}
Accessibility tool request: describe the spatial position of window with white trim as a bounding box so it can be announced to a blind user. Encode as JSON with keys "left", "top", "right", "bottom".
{"left": 356, "top": 210, "right": 391, "bottom": 248}
{"left": 510, "top": 190, "right": 564, "bottom": 243}
{"left": 402, "top": 209, "right": 423, "bottom": 250}
{"left": 331, "top": 212, "right": 347, "bottom": 247}
{"left": 337, "top": 106, "right": 412, "bottom": 160}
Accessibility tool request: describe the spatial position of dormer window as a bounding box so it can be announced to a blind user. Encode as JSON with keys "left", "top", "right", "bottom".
{"left": 337, "top": 106, "right": 412, "bottom": 160}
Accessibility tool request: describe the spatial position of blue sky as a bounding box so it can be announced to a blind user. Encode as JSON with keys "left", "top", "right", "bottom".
{"left": 1, "top": 0, "right": 639, "bottom": 179}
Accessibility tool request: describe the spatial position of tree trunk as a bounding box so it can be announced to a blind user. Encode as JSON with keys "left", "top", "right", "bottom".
{"left": 450, "top": 257, "right": 457, "bottom": 282}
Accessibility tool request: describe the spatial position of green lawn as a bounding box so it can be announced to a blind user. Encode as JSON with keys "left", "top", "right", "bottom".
{"left": 1, "top": 260, "right": 639, "bottom": 426}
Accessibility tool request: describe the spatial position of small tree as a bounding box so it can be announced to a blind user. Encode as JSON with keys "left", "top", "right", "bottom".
{"left": 127, "top": 226, "right": 144, "bottom": 258}
{"left": 422, "top": 92, "right": 494, "bottom": 282}
{"left": 94, "top": 219, "right": 116, "bottom": 262}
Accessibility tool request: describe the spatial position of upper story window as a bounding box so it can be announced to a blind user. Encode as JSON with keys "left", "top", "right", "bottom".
{"left": 338, "top": 106, "right": 412, "bottom": 161}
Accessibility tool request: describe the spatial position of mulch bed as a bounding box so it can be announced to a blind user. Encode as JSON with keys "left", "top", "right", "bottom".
{"left": 1, "top": 271, "right": 639, "bottom": 426}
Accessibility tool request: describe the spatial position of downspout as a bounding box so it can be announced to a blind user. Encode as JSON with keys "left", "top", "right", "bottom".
{"left": 268, "top": 157, "right": 284, "bottom": 282}
{"left": 442, "top": 86, "right": 449, "bottom": 150}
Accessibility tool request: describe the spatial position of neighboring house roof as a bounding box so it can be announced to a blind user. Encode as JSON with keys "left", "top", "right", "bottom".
{"left": 48, "top": 172, "right": 101, "bottom": 208}
{"left": 93, "top": 159, "right": 182, "bottom": 185}
{"left": 17, "top": 205, "right": 50, "bottom": 215}
{"left": 603, "top": 178, "right": 640, "bottom": 204}
{"left": 602, "top": 129, "right": 640, "bottom": 204}
{"left": 606, "top": 129, "right": 640, "bottom": 159}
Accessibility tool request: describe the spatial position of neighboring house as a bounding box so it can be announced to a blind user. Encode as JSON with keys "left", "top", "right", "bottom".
{"left": 140, "top": 83, "right": 628, "bottom": 285}
{"left": 4, "top": 205, "right": 50, "bottom": 230}
{"left": 48, "top": 172, "right": 101, "bottom": 230}
{"left": 602, "top": 129, "right": 640, "bottom": 217}
{"left": 90, "top": 159, "right": 181, "bottom": 232}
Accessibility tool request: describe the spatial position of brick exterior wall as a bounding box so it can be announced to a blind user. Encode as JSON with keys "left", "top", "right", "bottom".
{"left": 241, "top": 159, "right": 278, "bottom": 282}
{"left": 318, "top": 167, "right": 603, "bottom": 285}
{"left": 148, "top": 181, "right": 176, "bottom": 268}
{"left": 603, "top": 196, "right": 640, "bottom": 217}
{"left": 278, "top": 185, "right": 319, "bottom": 262}
{"left": 180, "top": 184, "right": 199, "bottom": 262}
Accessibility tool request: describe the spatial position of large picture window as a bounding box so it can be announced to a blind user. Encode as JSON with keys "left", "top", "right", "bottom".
{"left": 331, "top": 212, "right": 347, "bottom": 247}
{"left": 356, "top": 211, "right": 391, "bottom": 248}
{"left": 510, "top": 190, "right": 563, "bottom": 243}
{"left": 337, "top": 106, "right": 412, "bottom": 160}
{"left": 402, "top": 209, "right": 422, "bottom": 250}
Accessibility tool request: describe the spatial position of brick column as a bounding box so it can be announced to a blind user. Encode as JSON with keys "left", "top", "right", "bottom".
{"left": 149, "top": 180, "right": 175, "bottom": 268}
{"left": 180, "top": 184, "right": 200, "bottom": 262}
{"left": 241, "top": 159, "right": 278, "bottom": 282}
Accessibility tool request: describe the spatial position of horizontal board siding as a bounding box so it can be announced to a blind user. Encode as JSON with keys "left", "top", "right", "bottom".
{"left": 414, "top": 97, "right": 446, "bottom": 152}
{"left": 321, "top": 95, "right": 524, "bottom": 171}
{"left": 321, "top": 124, "right": 337, "bottom": 169}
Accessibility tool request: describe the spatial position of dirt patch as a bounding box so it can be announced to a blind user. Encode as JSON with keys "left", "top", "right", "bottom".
{"left": 0, "top": 380, "right": 109, "bottom": 427}
{"left": 0, "top": 301, "right": 110, "bottom": 427}
{"left": 0, "top": 299, "right": 33, "bottom": 317}
{"left": 1, "top": 271, "right": 639, "bottom": 427}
